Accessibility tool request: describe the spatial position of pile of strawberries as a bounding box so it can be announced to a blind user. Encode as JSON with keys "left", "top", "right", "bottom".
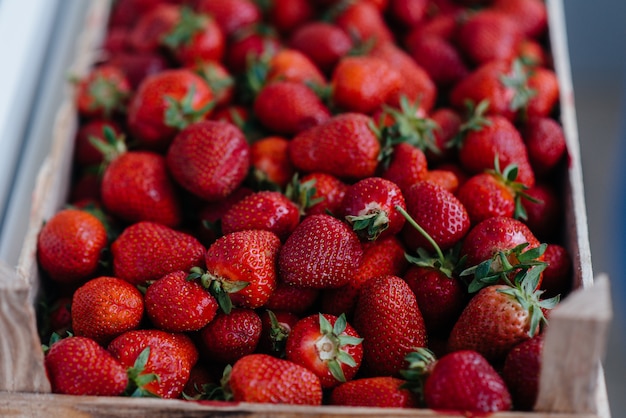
{"left": 36, "top": 0, "right": 574, "bottom": 413}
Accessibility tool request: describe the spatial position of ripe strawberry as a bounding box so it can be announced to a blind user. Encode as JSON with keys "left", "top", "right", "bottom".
{"left": 455, "top": 10, "right": 523, "bottom": 66}
{"left": 522, "top": 183, "right": 561, "bottom": 241}
{"left": 257, "top": 310, "right": 299, "bottom": 356}
{"left": 71, "top": 276, "right": 144, "bottom": 345}
{"left": 191, "top": 60, "right": 234, "bottom": 108}
{"left": 265, "top": 49, "right": 327, "bottom": 86}
{"left": 44, "top": 336, "right": 128, "bottom": 396}
{"left": 330, "top": 55, "right": 402, "bottom": 115}
{"left": 253, "top": 81, "right": 330, "bottom": 135}
{"left": 388, "top": 0, "right": 427, "bottom": 28}
{"left": 225, "top": 26, "right": 281, "bottom": 74}
{"left": 127, "top": 68, "right": 214, "bottom": 150}
{"left": 263, "top": 279, "right": 320, "bottom": 315}
{"left": 502, "top": 335, "right": 544, "bottom": 411}
{"left": 111, "top": 221, "right": 205, "bottom": 286}
{"left": 329, "top": 376, "right": 418, "bottom": 408}
{"left": 45, "top": 297, "right": 73, "bottom": 338}
{"left": 74, "top": 119, "right": 122, "bottom": 167}
{"left": 199, "top": 308, "right": 262, "bottom": 364}
{"left": 221, "top": 191, "right": 300, "bottom": 241}
{"left": 228, "top": 354, "right": 323, "bottom": 404}
{"left": 447, "top": 280, "right": 557, "bottom": 365}
{"left": 75, "top": 64, "right": 130, "bottom": 119}
{"left": 37, "top": 209, "right": 108, "bottom": 284}
{"left": 339, "top": 177, "right": 406, "bottom": 240}
{"left": 423, "top": 350, "right": 512, "bottom": 412}
{"left": 108, "top": 0, "right": 164, "bottom": 29}
{"left": 381, "top": 143, "right": 428, "bottom": 194}
{"left": 289, "top": 113, "right": 381, "bottom": 181}
{"left": 279, "top": 214, "right": 363, "bottom": 289}
{"left": 286, "top": 313, "right": 363, "bottom": 388}
{"left": 286, "top": 172, "right": 348, "bottom": 217}
{"left": 517, "top": 39, "right": 548, "bottom": 68}
{"left": 108, "top": 329, "right": 199, "bottom": 398}
{"left": 353, "top": 275, "right": 427, "bottom": 376}
{"left": 166, "top": 120, "right": 250, "bottom": 202}
{"left": 525, "top": 66, "right": 560, "bottom": 119}
{"left": 262, "top": 0, "right": 314, "bottom": 35}
{"left": 107, "top": 51, "right": 169, "bottom": 90}
{"left": 492, "top": 0, "right": 548, "bottom": 39}
{"left": 321, "top": 235, "right": 408, "bottom": 317}
{"left": 127, "top": 4, "right": 178, "bottom": 53}
{"left": 540, "top": 243, "right": 572, "bottom": 298}
{"left": 408, "top": 35, "right": 469, "bottom": 88}
{"left": 196, "top": 187, "right": 253, "bottom": 247}
{"left": 160, "top": 7, "right": 225, "bottom": 67}
{"left": 250, "top": 136, "right": 296, "bottom": 189}
{"left": 333, "top": 0, "right": 393, "bottom": 46}
{"left": 400, "top": 181, "right": 470, "bottom": 253}
{"left": 196, "top": 0, "right": 262, "bottom": 37}
{"left": 144, "top": 270, "right": 219, "bottom": 332}
{"left": 522, "top": 116, "right": 568, "bottom": 177}
{"left": 424, "top": 169, "right": 460, "bottom": 193}
{"left": 288, "top": 22, "right": 353, "bottom": 74}
{"left": 203, "top": 229, "right": 281, "bottom": 310}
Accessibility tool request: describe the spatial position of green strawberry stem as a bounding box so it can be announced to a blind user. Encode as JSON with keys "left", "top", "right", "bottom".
{"left": 188, "top": 266, "right": 249, "bottom": 314}
{"left": 87, "top": 74, "right": 129, "bottom": 117}
{"left": 88, "top": 125, "right": 127, "bottom": 166}
{"left": 164, "top": 83, "right": 215, "bottom": 130}
{"left": 487, "top": 155, "right": 541, "bottom": 221}
{"left": 267, "top": 310, "right": 290, "bottom": 357}
{"left": 285, "top": 174, "right": 325, "bottom": 216}
{"left": 499, "top": 59, "right": 537, "bottom": 118}
{"left": 161, "top": 7, "right": 206, "bottom": 50}
{"left": 399, "top": 347, "right": 437, "bottom": 406}
{"left": 449, "top": 99, "right": 492, "bottom": 149}
{"left": 395, "top": 205, "right": 444, "bottom": 262}
{"left": 124, "top": 347, "right": 160, "bottom": 398}
{"left": 317, "top": 313, "right": 363, "bottom": 383}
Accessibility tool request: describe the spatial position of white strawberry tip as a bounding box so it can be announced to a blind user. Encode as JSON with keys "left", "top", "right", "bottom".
{"left": 315, "top": 334, "right": 336, "bottom": 361}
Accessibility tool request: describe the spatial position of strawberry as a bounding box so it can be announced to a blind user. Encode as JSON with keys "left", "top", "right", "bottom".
{"left": 107, "top": 51, "right": 170, "bottom": 90}
{"left": 45, "top": 297, "right": 73, "bottom": 338}
{"left": 447, "top": 279, "right": 557, "bottom": 365}
{"left": 333, "top": 0, "right": 393, "bottom": 46}
{"left": 522, "top": 183, "right": 561, "bottom": 241}
{"left": 111, "top": 221, "right": 205, "bottom": 286}
{"left": 286, "top": 313, "right": 363, "bottom": 388}
{"left": 329, "top": 376, "right": 418, "bottom": 408}
{"left": 278, "top": 214, "right": 363, "bottom": 289}
{"left": 221, "top": 191, "right": 300, "bottom": 241}
{"left": 73, "top": 119, "right": 122, "bottom": 167}
{"left": 253, "top": 81, "right": 330, "bottom": 135}
{"left": 407, "top": 34, "right": 469, "bottom": 88}
{"left": 265, "top": 49, "right": 327, "bottom": 86}
{"left": 522, "top": 116, "right": 568, "bottom": 177}
{"left": 517, "top": 39, "right": 548, "bottom": 68}
{"left": 108, "top": 329, "right": 199, "bottom": 398}
{"left": 285, "top": 172, "right": 348, "bottom": 217}
{"left": 127, "top": 68, "right": 214, "bottom": 150}
{"left": 330, "top": 55, "right": 402, "bottom": 115}
{"left": 492, "top": 0, "right": 548, "bottom": 39}
{"left": 400, "top": 181, "right": 470, "bottom": 253}
{"left": 263, "top": 279, "right": 320, "bottom": 315}
{"left": 166, "top": 120, "right": 250, "bottom": 202}
{"left": 44, "top": 336, "right": 128, "bottom": 396}
{"left": 502, "top": 335, "right": 544, "bottom": 411}
{"left": 37, "top": 209, "right": 108, "bottom": 284}
{"left": 196, "top": 187, "right": 253, "bottom": 247}
{"left": 339, "top": 177, "right": 406, "bottom": 240}
{"left": 160, "top": 6, "right": 225, "bottom": 67}
{"left": 196, "top": 0, "right": 262, "bottom": 37}
{"left": 144, "top": 270, "right": 219, "bottom": 332}
{"left": 250, "top": 136, "right": 296, "bottom": 189}
{"left": 257, "top": 310, "right": 299, "bottom": 356}
{"left": 202, "top": 229, "right": 281, "bottom": 310}
{"left": 353, "top": 275, "right": 427, "bottom": 376}
{"left": 191, "top": 60, "right": 234, "bottom": 108}
{"left": 199, "top": 308, "right": 262, "bottom": 364}
{"left": 423, "top": 350, "right": 512, "bottom": 412}
{"left": 387, "top": 0, "right": 428, "bottom": 28}
{"left": 71, "top": 276, "right": 144, "bottom": 345}
{"left": 127, "top": 4, "right": 178, "bottom": 53}
{"left": 262, "top": 0, "right": 314, "bottom": 35}
{"left": 228, "top": 354, "right": 323, "bottom": 404}
{"left": 288, "top": 113, "right": 381, "bottom": 181}
{"left": 455, "top": 10, "right": 523, "bottom": 66}
{"left": 108, "top": 0, "right": 164, "bottom": 29}
{"left": 540, "top": 243, "right": 572, "bottom": 299}
{"left": 288, "top": 22, "right": 353, "bottom": 74}
{"left": 225, "top": 26, "right": 281, "bottom": 75}
{"left": 380, "top": 143, "right": 428, "bottom": 194}
{"left": 75, "top": 64, "right": 130, "bottom": 119}
{"left": 424, "top": 169, "right": 460, "bottom": 193}
{"left": 320, "top": 235, "right": 409, "bottom": 317}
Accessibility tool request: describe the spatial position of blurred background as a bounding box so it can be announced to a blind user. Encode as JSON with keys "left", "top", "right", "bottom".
{"left": 0, "top": 0, "right": 623, "bottom": 415}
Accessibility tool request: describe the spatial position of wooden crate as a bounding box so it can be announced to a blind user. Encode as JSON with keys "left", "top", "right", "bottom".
{"left": 0, "top": 0, "right": 613, "bottom": 416}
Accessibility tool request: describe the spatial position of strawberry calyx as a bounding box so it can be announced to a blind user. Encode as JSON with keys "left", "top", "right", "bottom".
{"left": 237, "top": 51, "right": 272, "bottom": 104}
{"left": 285, "top": 174, "right": 325, "bottom": 216}
{"left": 88, "top": 125, "right": 128, "bottom": 167}
{"left": 161, "top": 7, "right": 207, "bottom": 50}
{"left": 316, "top": 313, "right": 363, "bottom": 383}
{"left": 183, "top": 365, "right": 233, "bottom": 401}
{"left": 487, "top": 155, "right": 541, "bottom": 220}
{"left": 124, "top": 346, "right": 160, "bottom": 397}
{"left": 345, "top": 203, "right": 390, "bottom": 241}
{"left": 267, "top": 310, "right": 291, "bottom": 357}
{"left": 399, "top": 347, "right": 437, "bottom": 405}
{"left": 86, "top": 73, "right": 130, "bottom": 118}
{"left": 188, "top": 266, "right": 249, "bottom": 314}
{"left": 449, "top": 99, "right": 492, "bottom": 149}
{"left": 164, "top": 83, "right": 215, "bottom": 130}
{"left": 194, "top": 62, "right": 235, "bottom": 100}
{"left": 499, "top": 59, "right": 537, "bottom": 118}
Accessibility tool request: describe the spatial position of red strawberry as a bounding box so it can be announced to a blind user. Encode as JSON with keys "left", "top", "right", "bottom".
{"left": 263, "top": 280, "right": 320, "bottom": 315}
{"left": 46, "top": 297, "right": 73, "bottom": 337}
{"left": 250, "top": 136, "right": 296, "bottom": 189}
{"left": 191, "top": 60, "right": 234, "bottom": 108}
{"left": 286, "top": 313, "right": 363, "bottom": 388}
{"left": 144, "top": 270, "right": 219, "bottom": 332}
{"left": 37, "top": 209, "right": 108, "bottom": 284}
{"left": 401, "top": 181, "right": 470, "bottom": 253}
{"left": 127, "top": 68, "right": 214, "bottom": 150}
{"left": 127, "top": 4, "right": 178, "bottom": 53}
{"left": 381, "top": 143, "right": 428, "bottom": 194}
{"left": 455, "top": 10, "right": 523, "bottom": 66}
{"left": 278, "top": 214, "right": 363, "bottom": 289}
{"left": 257, "top": 310, "right": 299, "bottom": 356}
{"left": 540, "top": 243, "right": 572, "bottom": 299}
{"left": 424, "top": 350, "right": 512, "bottom": 412}
{"left": 203, "top": 229, "right": 281, "bottom": 310}
{"left": 107, "top": 51, "right": 170, "bottom": 90}
{"left": 286, "top": 172, "right": 348, "bottom": 217}
{"left": 289, "top": 22, "right": 353, "bottom": 74}
{"left": 265, "top": 49, "right": 327, "bottom": 86}
{"left": 108, "top": 329, "right": 199, "bottom": 398}
{"left": 330, "top": 55, "right": 402, "bottom": 115}
{"left": 71, "top": 277, "right": 144, "bottom": 345}
{"left": 196, "top": 187, "right": 253, "bottom": 247}
{"left": 108, "top": 0, "right": 164, "bottom": 29}
{"left": 329, "top": 376, "right": 418, "bottom": 408}
{"left": 196, "top": 0, "right": 262, "bottom": 37}
{"left": 199, "top": 308, "right": 262, "bottom": 364}
{"left": 492, "top": 0, "right": 548, "bottom": 39}
{"left": 263, "top": 0, "right": 314, "bottom": 35}
{"left": 290, "top": 113, "right": 381, "bottom": 180}
{"left": 44, "top": 336, "right": 128, "bottom": 396}
{"left": 75, "top": 64, "right": 130, "bottom": 119}
{"left": 353, "top": 275, "right": 427, "bottom": 376}
{"left": 73, "top": 119, "right": 122, "bottom": 167}
{"left": 166, "top": 120, "right": 250, "bottom": 202}
{"left": 339, "top": 177, "right": 406, "bottom": 240}
{"left": 502, "top": 335, "right": 544, "bottom": 411}
{"left": 408, "top": 35, "right": 469, "bottom": 87}
{"left": 221, "top": 191, "right": 300, "bottom": 241}
{"left": 333, "top": 0, "right": 393, "bottom": 46}
{"left": 522, "top": 183, "right": 561, "bottom": 241}
{"left": 424, "top": 169, "right": 460, "bottom": 193}
{"left": 225, "top": 26, "right": 281, "bottom": 74}
{"left": 254, "top": 81, "right": 331, "bottom": 135}
{"left": 388, "top": 0, "right": 428, "bottom": 28}
{"left": 111, "top": 221, "right": 205, "bottom": 286}
{"left": 228, "top": 354, "right": 322, "bottom": 405}
{"left": 522, "top": 116, "right": 568, "bottom": 177}
{"left": 321, "top": 235, "right": 409, "bottom": 317}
